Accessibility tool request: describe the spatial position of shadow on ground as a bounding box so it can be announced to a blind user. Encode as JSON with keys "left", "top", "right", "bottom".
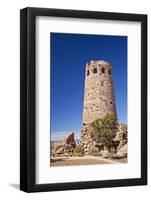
{"left": 9, "top": 183, "right": 19, "bottom": 190}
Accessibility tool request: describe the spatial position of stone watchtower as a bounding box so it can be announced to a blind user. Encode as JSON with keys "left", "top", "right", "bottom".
{"left": 79, "top": 60, "right": 117, "bottom": 153}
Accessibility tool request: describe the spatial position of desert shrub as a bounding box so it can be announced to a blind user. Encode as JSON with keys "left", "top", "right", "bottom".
{"left": 74, "top": 146, "right": 85, "bottom": 157}
{"left": 88, "top": 147, "right": 100, "bottom": 156}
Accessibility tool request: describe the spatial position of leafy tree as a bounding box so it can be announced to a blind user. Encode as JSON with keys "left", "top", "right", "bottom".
{"left": 74, "top": 146, "right": 85, "bottom": 157}
{"left": 90, "top": 113, "right": 118, "bottom": 158}
{"left": 88, "top": 147, "right": 100, "bottom": 156}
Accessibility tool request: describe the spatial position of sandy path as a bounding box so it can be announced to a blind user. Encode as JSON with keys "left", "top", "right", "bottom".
{"left": 50, "top": 156, "right": 122, "bottom": 167}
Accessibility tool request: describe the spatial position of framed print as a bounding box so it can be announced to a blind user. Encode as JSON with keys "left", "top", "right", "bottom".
{"left": 20, "top": 7, "right": 147, "bottom": 192}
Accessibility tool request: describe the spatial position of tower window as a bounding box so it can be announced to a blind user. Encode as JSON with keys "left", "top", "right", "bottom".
{"left": 108, "top": 69, "right": 111, "bottom": 75}
{"left": 110, "top": 102, "right": 112, "bottom": 104}
{"left": 87, "top": 70, "right": 89, "bottom": 76}
{"left": 102, "top": 68, "right": 105, "bottom": 73}
{"left": 93, "top": 68, "right": 97, "bottom": 74}
{"left": 101, "top": 81, "right": 104, "bottom": 86}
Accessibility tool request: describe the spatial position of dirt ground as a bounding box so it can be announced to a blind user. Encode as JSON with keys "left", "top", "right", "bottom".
{"left": 50, "top": 156, "right": 127, "bottom": 167}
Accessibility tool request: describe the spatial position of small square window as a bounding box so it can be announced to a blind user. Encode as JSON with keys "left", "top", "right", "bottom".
{"left": 93, "top": 68, "right": 97, "bottom": 74}
{"left": 108, "top": 69, "right": 111, "bottom": 75}
{"left": 102, "top": 68, "right": 105, "bottom": 73}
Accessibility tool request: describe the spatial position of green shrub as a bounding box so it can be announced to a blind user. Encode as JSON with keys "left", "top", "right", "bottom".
{"left": 88, "top": 147, "right": 100, "bottom": 156}
{"left": 74, "top": 146, "right": 85, "bottom": 157}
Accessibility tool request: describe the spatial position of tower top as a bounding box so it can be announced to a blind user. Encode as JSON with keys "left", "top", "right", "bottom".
{"left": 86, "top": 60, "right": 112, "bottom": 69}
{"left": 88, "top": 60, "right": 111, "bottom": 65}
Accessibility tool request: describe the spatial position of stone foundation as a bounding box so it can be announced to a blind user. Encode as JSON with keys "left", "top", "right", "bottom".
{"left": 79, "top": 124, "right": 96, "bottom": 154}
{"left": 79, "top": 124, "right": 128, "bottom": 158}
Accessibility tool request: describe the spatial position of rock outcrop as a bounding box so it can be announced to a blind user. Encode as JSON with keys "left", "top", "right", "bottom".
{"left": 52, "top": 132, "right": 76, "bottom": 157}
{"left": 114, "top": 124, "right": 128, "bottom": 158}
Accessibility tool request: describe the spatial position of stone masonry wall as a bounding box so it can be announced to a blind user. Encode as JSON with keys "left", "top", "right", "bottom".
{"left": 80, "top": 60, "right": 117, "bottom": 153}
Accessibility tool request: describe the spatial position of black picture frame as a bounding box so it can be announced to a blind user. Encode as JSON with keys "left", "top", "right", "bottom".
{"left": 20, "top": 7, "right": 147, "bottom": 193}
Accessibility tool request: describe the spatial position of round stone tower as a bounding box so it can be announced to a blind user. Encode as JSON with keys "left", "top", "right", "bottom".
{"left": 79, "top": 60, "right": 117, "bottom": 153}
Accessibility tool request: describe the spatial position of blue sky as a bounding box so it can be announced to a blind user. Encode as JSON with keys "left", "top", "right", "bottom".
{"left": 50, "top": 33, "right": 127, "bottom": 140}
